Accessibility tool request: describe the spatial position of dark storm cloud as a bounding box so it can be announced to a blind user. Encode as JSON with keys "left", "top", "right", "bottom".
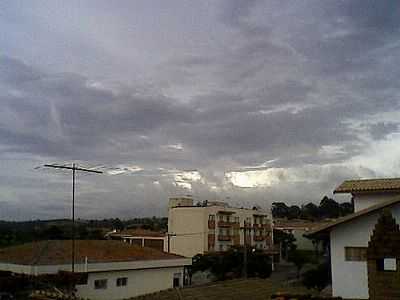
{"left": 1, "top": 1, "right": 400, "bottom": 219}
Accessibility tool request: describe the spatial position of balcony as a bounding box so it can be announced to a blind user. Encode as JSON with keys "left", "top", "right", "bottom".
{"left": 218, "top": 221, "right": 234, "bottom": 227}
{"left": 208, "top": 220, "right": 215, "bottom": 229}
{"left": 244, "top": 222, "right": 252, "bottom": 228}
{"left": 253, "top": 223, "right": 261, "bottom": 228}
{"left": 254, "top": 236, "right": 265, "bottom": 242}
{"left": 218, "top": 235, "right": 232, "bottom": 241}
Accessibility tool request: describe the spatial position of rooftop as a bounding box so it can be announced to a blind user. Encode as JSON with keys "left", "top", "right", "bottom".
{"left": 305, "top": 195, "right": 400, "bottom": 237}
{"left": 0, "top": 240, "right": 183, "bottom": 265}
{"left": 110, "top": 228, "right": 165, "bottom": 238}
{"left": 334, "top": 178, "right": 400, "bottom": 194}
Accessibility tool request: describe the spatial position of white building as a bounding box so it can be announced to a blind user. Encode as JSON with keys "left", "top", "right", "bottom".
{"left": 0, "top": 240, "right": 191, "bottom": 300}
{"left": 168, "top": 198, "right": 273, "bottom": 258}
{"left": 308, "top": 178, "right": 400, "bottom": 300}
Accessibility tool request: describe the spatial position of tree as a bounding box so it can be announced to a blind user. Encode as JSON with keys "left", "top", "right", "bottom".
{"left": 191, "top": 247, "right": 272, "bottom": 280}
{"left": 339, "top": 202, "right": 354, "bottom": 216}
{"left": 272, "top": 202, "right": 289, "bottom": 218}
{"left": 288, "top": 249, "right": 309, "bottom": 278}
{"left": 302, "top": 261, "right": 331, "bottom": 291}
{"left": 319, "top": 196, "right": 340, "bottom": 218}
{"left": 273, "top": 229, "right": 296, "bottom": 260}
{"left": 287, "top": 205, "right": 301, "bottom": 219}
{"left": 300, "top": 203, "right": 320, "bottom": 220}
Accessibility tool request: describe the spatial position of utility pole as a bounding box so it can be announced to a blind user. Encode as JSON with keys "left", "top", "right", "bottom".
{"left": 44, "top": 163, "right": 102, "bottom": 272}
{"left": 241, "top": 226, "right": 248, "bottom": 278}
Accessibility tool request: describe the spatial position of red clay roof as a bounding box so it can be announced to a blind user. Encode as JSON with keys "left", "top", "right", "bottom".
{"left": 0, "top": 240, "right": 184, "bottom": 265}
{"left": 334, "top": 178, "right": 400, "bottom": 194}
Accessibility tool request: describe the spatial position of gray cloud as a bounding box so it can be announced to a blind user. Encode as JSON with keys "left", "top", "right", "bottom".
{"left": 1, "top": 1, "right": 400, "bottom": 220}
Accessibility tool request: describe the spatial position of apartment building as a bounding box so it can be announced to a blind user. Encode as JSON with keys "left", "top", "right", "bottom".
{"left": 168, "top": 198, "right": 273, "bottom": 258}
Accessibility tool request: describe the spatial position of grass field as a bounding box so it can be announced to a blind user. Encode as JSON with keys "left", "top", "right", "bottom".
{"left": 132, "top": 277, "right": 316, "bottom": 300}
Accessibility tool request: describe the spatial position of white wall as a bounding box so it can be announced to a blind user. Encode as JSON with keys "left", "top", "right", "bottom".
{"left": 76, "top": 266, "right": 184, "bottom": 300}
{"left": 330, "top": 203, "right": 400, "bottom": 299}
{"left": 353, "top": 192, "right": 399, "bottom": 212}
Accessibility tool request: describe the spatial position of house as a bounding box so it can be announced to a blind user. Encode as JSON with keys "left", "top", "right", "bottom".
{"left": 307, "top": 178, "right": 400, "bottom": 300}
{"left": 105, "top": 228, "right": 167, "bottom": 252}
{"left": 167, "top": 197, "right": 274, "bottom": 258}
{"left": 273, "top": 219, "right": 330, "bottom": 251}
{"left": 0, "top": 240, "right": 191, "bottom": 300}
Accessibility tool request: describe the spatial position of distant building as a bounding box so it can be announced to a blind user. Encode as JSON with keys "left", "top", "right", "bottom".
{"left": 105, "top": 228, "right": 167, "bottom": 252}
{"left": 307, "top": 178, "right": 400, "bottom": 300}
{"left": 0, "top": 240, "right": 191, "bottom": 300}
{"left": 274, "top": 219, "right": 330, "bottom": 251}
{"left": 168, "top": 197, "right": 274, "bottom": 258}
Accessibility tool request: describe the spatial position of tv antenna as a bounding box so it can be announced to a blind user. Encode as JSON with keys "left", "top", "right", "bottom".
{"left": 40, "top": 163, "right": 103, "bottom": 273}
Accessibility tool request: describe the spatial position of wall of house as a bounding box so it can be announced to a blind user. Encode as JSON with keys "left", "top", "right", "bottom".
{"left": 330, "top": 204, "right": 400, "bottom": 299}
{"left": 353, "top": 192, "right": 399, "bottom": 212}
{"left": 168, "top": 207, "right": 207, "bottom": 257}
{"left": 76, "top": 266, "right": 184, "bottom": 300}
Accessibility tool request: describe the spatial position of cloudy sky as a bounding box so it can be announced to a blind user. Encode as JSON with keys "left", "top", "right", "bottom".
{"left": 1, "top": 1, "right": 400, "bottom": 220}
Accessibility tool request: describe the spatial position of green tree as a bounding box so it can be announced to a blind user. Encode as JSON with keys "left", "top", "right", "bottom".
{"left": 288, "top": 249, "right": 310, "bottom": 278}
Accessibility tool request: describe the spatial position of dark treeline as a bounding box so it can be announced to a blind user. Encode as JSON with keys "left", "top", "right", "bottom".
{"left": 0, "top": 217, "right": 167, "bottom": 248}
{"left": 272, "top": 196, "right": 353, "bottom": 220}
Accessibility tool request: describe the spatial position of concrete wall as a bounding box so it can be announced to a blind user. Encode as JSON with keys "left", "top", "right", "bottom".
{"left": 168, "top": 207, "right": 207, "bottom": 257}
{"left": 353, "top": 192, "right": 399, "bottom": 212}
{"left": 76, "top": 266, "right": 184, "bottom": 300}
{"left": 330, "top": 204, "right": 400, "bottom": 299}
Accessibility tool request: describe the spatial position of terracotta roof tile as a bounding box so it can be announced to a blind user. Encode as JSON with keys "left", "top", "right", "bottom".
{"left": 0, "top": 240, "right": 183, "bottom": 265}
{"left": 334, "top": 178, "right": 400, "bottom": 193}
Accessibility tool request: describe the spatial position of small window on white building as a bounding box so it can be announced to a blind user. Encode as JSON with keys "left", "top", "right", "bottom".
{"left": 94, "top": 279, "right": 107, "bottom": 289}
{"left": 345, "top": 247, "right": 367, "bottom": 261}
{"left": 173, "top": 273, "right": 181, "bottom": 288}
{"left": 377, "top": 258, "right": 397, "bottom": 271}
{"left": 116, "top": 277, "right": 128, "bottom": 287}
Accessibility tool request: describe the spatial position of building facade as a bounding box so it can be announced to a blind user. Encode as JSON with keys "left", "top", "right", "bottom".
{"left": 168, "top": 198, "right": 273, "bottom": 258}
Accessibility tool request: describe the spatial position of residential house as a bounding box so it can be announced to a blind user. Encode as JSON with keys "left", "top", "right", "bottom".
{"left": 0, "top": 240, "right": 191, "bottom": 300}
{"left": 307, "top": 178, "right": 400, "bottom": 300}
{"left": 167, "top": 197, "right": 274, "bottom": 258}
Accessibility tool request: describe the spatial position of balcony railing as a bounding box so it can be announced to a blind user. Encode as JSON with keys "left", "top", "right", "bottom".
{"left": 254, "top": 236, "right": 265, "bottom": 241}
{"left": 218, "top": 235, "right": 232, "bottom": 241}
{"left": 218, "top": 221, "right": 235, "bottom": 227}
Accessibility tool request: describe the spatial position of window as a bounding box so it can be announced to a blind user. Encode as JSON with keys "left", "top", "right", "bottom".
{"left": 173, "top": 273, "right": 181, "bottom": 288}
{"left": 377, "top": 258, "right": 397, "bottom": 271}
{"left": 94, "top": 279, "right": 107, "bottom": 290}
{"left": 345, "top": 247, "right": 367, "bottom": 261}
{"left": 208, "top": 214, "right": 215, "bottom": 221}
{"left": 116, "top": 277, "right": 128, "bottom": 287}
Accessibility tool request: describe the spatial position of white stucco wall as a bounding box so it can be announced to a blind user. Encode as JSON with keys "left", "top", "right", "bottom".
{"left": 353, "top": 192, "right": 399, "bottom": 212}
{"left": 330, "top": 203, "right": 400, "bottom": 299}
{"left": 76, "top": 266, "right": 184, "bottom": 300}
